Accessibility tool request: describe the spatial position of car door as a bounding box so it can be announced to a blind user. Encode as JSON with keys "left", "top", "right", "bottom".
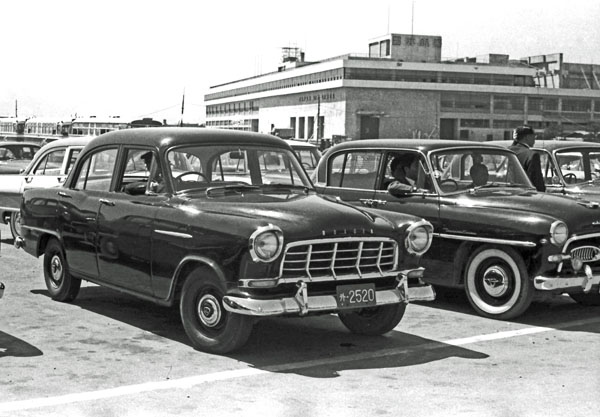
{"left": 58, "top": 146, "right": 119, "bottom": 279}
{"left": 95, "top": 147, "right": 165, "bottom": 295}
{"left": 24, "top": 146, "right": 82, "bottom": 191}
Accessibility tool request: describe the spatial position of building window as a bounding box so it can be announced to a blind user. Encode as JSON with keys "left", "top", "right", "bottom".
{"left": 460, "top": 119, "right": 489, "bottom": 128}
{"left": 493, "top": 95, "right": 524, "bottom": 112}
{"left": 562, "top": 99, "right": 591, "bottom": 113}
{"left": 298, "top": 117, "right": 305, "bottom": 139}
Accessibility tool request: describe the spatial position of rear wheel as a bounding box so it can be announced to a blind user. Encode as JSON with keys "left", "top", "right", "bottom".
{"left": 464, "top": 245, "right": 533, "bottom": 319}
{"left": 180, "top": 268, "right": 254, "bottom": 354}
{"left": 43, "top": 239, "right": 81, "bottom": 302}
{"left": 569, "top": 292, "right": 600, "bottom": 306}
{"left": 9, "top": 211, "right": 22, "bottom": 239}
{"left": 338, "top": 303, "right": 406, "bottom": 335}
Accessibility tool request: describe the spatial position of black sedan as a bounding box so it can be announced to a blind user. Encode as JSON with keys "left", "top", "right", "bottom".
{"left": 314, "top": 139, "right": 600, "bottom": 319}
{"left": 16, "top": 128, "right": 434, "bottom": 353}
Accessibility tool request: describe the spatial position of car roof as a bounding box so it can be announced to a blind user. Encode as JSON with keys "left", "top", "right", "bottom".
{"left": 329, "top": 139, "right": 508, "bottom": 153}
{"left": 284, "top": 140, "right": 318, "bottom": 149}
{"left": 38, "top": 136, "right": 94, "bottom": 151}
{"left": 86, "top": 128, "right": 292, "bottom": 151}
{"left": 0, "top": 141, "right": 41, "bottom": 147}
{"left": 489, "top": 139, "right": 600, "bottom": 152}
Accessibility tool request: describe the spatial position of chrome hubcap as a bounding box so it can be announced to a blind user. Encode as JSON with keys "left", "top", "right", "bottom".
{"left": 50, "top": 255, "right": 63, "bottom": 285}
{"left": 197, "top": 294, "right": 221, "bottom": 327}
{"left": 482, "top": 266, "right": 509, "bottom": 297}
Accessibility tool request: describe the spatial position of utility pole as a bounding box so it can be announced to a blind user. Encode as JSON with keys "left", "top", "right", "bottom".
{"left": 15, "top": 99, "right": 18, "bottom": 118}
{"left": 179, "top": 89, "right": 185, "bottom": 127}
{"left": 316, "top": 95, "right": 321, "bottom": 145}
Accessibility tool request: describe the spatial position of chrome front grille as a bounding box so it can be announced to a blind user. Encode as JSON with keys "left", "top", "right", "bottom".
{"left": 570, "top": 246, "right": 600, "bottom": 262}
{"left": 280, "top": 237, "right": 398, "bottom": 280}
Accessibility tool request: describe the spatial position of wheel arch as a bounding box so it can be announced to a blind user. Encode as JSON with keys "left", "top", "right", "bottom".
{"left": 167, "top": 256, "right": 227, "bottom": 305}
{"left": 454, "top": 241, "right": 534, "bottom": 286}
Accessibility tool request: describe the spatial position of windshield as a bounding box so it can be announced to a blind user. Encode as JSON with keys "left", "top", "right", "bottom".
{"left": 166, "top": 144, "right": 312, "bottom": 193}
{"left": 553, "top": 149, "right": 600, "bottom": 185}
{"left": 429, "top": 148, "right": 533, "bottom": 194}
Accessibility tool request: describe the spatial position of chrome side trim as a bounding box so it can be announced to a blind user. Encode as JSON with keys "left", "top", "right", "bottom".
{"left": 20, "top": 225, "right": 60, "bottom": 238}
{"left": 561, "top": 232, "right": 600, "bottom": 252}
{"left": 154, "top": 230, "right": 193, "bottom": 239}
{"left": 434, "top": 233, "right": 536, "bottom": 248}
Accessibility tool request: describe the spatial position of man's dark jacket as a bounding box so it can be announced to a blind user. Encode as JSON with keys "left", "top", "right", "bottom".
{"left": 509, "top": 142, "right": 546, "bottom": 192}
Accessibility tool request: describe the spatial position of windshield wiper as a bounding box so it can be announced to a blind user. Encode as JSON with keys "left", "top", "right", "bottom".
{"left": 260, "top": 183, "right": 311, "bottom": 194}
{"left": 470, "top": 182, "right": 533, "bottom": 192}
{"left": 205, "top": 184, "right": 260, "bottom": 196}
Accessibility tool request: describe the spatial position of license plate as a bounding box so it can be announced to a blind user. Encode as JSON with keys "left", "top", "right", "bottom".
{"left": 336, "top": 283, "right": 376, "bottom": 308}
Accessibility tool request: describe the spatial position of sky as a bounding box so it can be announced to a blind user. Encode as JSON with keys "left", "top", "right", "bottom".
{"left": 1, "top": 0, "right": 599, "bottom": 125}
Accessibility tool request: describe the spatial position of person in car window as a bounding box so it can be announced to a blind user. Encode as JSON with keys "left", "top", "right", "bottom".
{"left": 509, "top": 126, "right": 545, "bottom": 192}
{"left": 469, "top": 163, "right": 489, "bottom": 187}
{"left": 387, "top": 153, "right": 420, "bottom": 194}
{"left": 124, "top": 152, "right": 164, "bottom": 195}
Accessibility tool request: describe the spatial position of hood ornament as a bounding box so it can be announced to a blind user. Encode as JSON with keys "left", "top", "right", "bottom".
{"left": 578, "top": 201, "right": 600, "bottom": 209}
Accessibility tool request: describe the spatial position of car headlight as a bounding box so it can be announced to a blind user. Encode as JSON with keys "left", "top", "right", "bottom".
{"left": 249, "top": 225, "right": 284, "bottom": 262}
{"left": 405, "top": 220, "right": 433, "bottom": 255}
{"left": 549, "top": 221, "right": 568, "bottom": 246}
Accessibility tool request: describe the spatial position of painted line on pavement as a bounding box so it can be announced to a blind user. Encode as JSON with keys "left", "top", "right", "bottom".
{"left": 0, "top": 316, "right": 598, "bottom": 412}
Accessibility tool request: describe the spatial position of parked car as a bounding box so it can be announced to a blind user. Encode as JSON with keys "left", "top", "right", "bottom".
{"left": 16, "top": 128, "right": 435, "bottom": 353}
{"left": 0, "top": 141, "right": 40, "bottom": 175}
{"left": 0, "top": 137, "right": 91, "bottom": 238}
{"left": 285, "top": 139, "right": 321, "bottom": 174}
{"left": 491, "top": 140, "right": 600, "bottom": 199}
{"left": 313, "top": 139, "right": 600, "bottom": 319}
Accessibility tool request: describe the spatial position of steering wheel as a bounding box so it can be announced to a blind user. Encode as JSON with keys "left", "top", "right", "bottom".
{"left": 302, "top": 162, "right": 312, "bottom": 170}
{"left": 563, "top": 173, "right": 577, "bottom": 183}
{"left": 439, "top": 178, "right": 458, "bottom": 192}
{"left": 176, "top": 171, "right": 208, "bottom": 182}
{"left": 591, "top": 172, "right": 599, "bottom": 179}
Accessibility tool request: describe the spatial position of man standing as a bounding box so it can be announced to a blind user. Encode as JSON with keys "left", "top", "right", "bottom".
{"left": 509, "top": 125, "right": 546, "bottom": 192}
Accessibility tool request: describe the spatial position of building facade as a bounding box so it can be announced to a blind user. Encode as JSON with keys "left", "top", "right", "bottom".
{"left": 204, "top": 33, "right": 600, "bottom": 142}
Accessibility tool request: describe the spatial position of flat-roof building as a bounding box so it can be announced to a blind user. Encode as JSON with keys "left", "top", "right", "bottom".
{"left": 204, "top": 33, "right": 600, "bottom": 142}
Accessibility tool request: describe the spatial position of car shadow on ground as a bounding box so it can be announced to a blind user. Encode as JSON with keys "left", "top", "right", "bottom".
{"left": 31, "top": 286, "right": 488, "bottom": 377}
{"left": 414, "top": 286, "right": 600, "bottom": 334}
{"left": 0, "top": 234, "right": 14, "bottom": 245}
{"left": 0, "top": 331, "right": 43, "bottom": 358}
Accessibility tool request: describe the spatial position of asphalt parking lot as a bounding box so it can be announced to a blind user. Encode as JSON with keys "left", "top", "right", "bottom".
{"left": 0, "top": 223, "right": 598, "bottom": 417}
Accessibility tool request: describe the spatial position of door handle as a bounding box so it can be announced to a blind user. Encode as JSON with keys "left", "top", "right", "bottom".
{"left": 99, "top": 199, "right": 115, "bottom": 207}
{"left": 57, "top": 191, "right": 72, "bottom": 198}
{"left": 359, "top": 198, "right": 373, "bottom": 207}
{"left": 25, "top": 177, "right": 33, "bottom": 183}
{"left": 371, "top": 199, "right": 387, "bottom": 207}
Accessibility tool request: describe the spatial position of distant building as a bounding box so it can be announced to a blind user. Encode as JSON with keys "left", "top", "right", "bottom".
{"left": 204, "top": 33, "right": 600, "bottom": 142}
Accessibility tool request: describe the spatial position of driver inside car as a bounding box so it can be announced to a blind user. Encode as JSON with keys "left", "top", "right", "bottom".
{"left": 124, "top": 151, "right": 165, "bottom": 195}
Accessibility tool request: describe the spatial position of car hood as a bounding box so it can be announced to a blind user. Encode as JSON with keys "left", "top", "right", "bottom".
{"left": 451, "top": 188, "right": 600, "bottom": 234}
{"left": 175, "top": 191, "right": 414, "bottom": 240}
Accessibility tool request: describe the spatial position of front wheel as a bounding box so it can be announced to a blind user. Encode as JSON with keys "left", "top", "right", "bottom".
{"left": 569, "top": 292, "right": 600, "bottom": 306}
{"left": 43, "top": 239, "right": 81, "bottom": 302}
{"left": 180, "top": 268, "right": 254, "bottom": 354}
{"left": 9, "top": 211, "right": 22, "bottom": 239}
{"left": 464, "top": 245, "right": 533, "bottom": 319}
{"left": 338, "top": 303, "right": 406, "bottom": 335}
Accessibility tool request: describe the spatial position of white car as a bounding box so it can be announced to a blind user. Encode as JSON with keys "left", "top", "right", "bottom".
{"left": 284, "top": 140, "right": 321, "bottom": 174}
{"left": 0, "top": 137, "right": 92, "bottom": 238}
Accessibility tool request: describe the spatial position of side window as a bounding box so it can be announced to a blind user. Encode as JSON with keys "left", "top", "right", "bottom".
{"left": 538, "top": 151, "right": 557, "bottom": 185}
{"left": 65, "top": 149, "right": 81, "bottom": 175}
{"left": 32, "top": 149, "right": 65, "bottom": 175}
{"left": 74, "top": 148, "right": 118, "bottom": 192}
{"left": 329, "top": 151, "right": 381, "bottom": 190}
{"left": 384, "top": 152, "right": 433, "bottom": 191}
{"left": 120, "top": 148, "right": 165, "bottom": 195}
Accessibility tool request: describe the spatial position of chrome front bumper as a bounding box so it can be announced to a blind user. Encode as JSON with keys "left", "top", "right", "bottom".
{"left": 534, "top": 265, "right": 600, "bottom": 293}
{"left": 223, "top": 272, "right": 436, "bottom": 317}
